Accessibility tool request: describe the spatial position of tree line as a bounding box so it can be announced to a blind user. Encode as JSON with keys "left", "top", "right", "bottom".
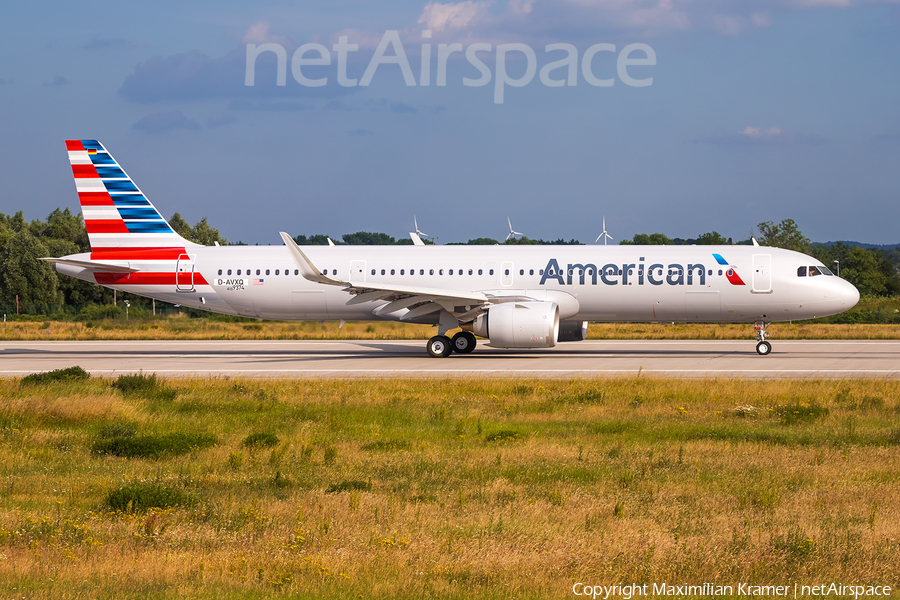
{"left": 1, "top": 210, "right": 897, "bottom": 317}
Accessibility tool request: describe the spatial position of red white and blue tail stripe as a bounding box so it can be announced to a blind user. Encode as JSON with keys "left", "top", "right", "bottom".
{"left": 66, "top": 139, "right": 196, "bottom": 251}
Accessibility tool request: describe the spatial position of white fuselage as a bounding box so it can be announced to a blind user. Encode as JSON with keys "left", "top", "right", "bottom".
{"left": 55, "top": 244, "right": 860, "bottom": 325}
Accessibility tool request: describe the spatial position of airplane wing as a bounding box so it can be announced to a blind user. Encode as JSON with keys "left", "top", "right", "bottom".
{"left": 39, "top": 257, "right": 140, "bottom": 273}
{"left": 279, "top": 232, "right": 492, "bottom": 320}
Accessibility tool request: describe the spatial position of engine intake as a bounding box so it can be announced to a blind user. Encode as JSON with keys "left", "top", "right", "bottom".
{"left": 464, "top": 301, "right": 560, "bottom": 348}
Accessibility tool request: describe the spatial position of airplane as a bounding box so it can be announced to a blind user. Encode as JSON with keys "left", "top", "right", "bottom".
{"left": 45, "top": 140, "right": 860, "bottom": 357}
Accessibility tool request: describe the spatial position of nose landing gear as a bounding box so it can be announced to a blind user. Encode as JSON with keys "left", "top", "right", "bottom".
{"left": 754, "top": 322, "right": 772, "bottom": 355}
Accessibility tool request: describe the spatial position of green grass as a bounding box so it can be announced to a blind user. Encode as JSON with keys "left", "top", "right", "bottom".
{"left": 20, "top": 365, "right": 90, "bottom": 385}
{"left": 91, "top": 432, "right": 218, "bottom": 459}
{"left": 1, "top": 377, "right": 899, "bottom": 599}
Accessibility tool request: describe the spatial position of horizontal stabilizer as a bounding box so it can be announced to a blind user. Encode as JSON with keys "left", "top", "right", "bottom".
{"left": 40, "top": 257, "right": 140, "bottom": 273}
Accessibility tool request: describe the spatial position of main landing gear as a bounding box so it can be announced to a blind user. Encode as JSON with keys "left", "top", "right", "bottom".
{"left": 426, "top": 331, "right": 477, "bottom": 358}
{"left": 754, "top": 321, "right": 772, "bottom": 355}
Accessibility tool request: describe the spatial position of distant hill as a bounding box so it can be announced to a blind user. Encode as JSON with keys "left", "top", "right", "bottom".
{"left": 814, "top": 241, "right": 900, "bottom": 250}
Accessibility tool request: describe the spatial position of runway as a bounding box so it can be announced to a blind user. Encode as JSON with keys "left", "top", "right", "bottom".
{"left": 1, "top": 339, "right": 898, "bottom": 379}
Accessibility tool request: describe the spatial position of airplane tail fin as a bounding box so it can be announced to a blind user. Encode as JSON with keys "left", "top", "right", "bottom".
{"left": 65, "top": 139, "right": 196, "bottom": 256}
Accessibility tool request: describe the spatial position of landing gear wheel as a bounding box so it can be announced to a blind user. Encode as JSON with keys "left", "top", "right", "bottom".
{"left": 427, "top": 335, "right": 453, "bottom": 358}
{"left": 451, "top": 331, "right": 477, "bottom": 354}
{"left": 753, "top": 321, "right": 772, "bottom": 356}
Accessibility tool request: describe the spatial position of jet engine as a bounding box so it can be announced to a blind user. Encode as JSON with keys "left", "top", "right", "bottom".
{"left": 558, "top": 320, "right": 588, "bottom": 342}
{"left": 463, "top": 302, "right": 559, "bottom": 348}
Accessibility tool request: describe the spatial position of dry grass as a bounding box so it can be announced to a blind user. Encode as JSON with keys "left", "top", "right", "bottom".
{"left": 1, "top": 377, "right": 899, "bottom": 598}
{"left": 3, "top": 317, "right": 900, "bottom": 342}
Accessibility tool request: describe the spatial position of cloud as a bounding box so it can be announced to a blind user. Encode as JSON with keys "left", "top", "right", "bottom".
{"left": 228, "top": 99, "right": 311, "bottom": 111}
{"left": 44, "top": 76, "right": 69, "bottom": 86}
{"left": 694, "top": 126, "right": 829, "bottom": 145}
{"left": 83, "top": 35, "right": 144, "bottom": 50}
{"left": 751, "top": 12, "right": 773, "bottom": 27}
{"left": 390, "top": 101, "right": 418, "bottom": 114}
{"left": 132, "top": 110, "right": 201, "bottom": 134}
{"left": 207, "top": 114, "right": 238, "bottom": 127}
{"left": 418, "top": 1, "right": 493, "bottom": 31}
{"left": 242, "top": 20, "right": 291, "bottom": 45}
{"left": 119, "top": 47, "right": 354, "bottom": 103}
{"left": 326, "top": 100, "right": 356, "bottom": 111}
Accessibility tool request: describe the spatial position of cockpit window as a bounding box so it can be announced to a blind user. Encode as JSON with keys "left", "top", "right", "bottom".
{"left": 818, "top": 266, "right": 834, "bottom": 276}
{"left": 808, "top": 266, "right": 821, "bottom": 277}
{"left": 797, "top": 266, "right": 806, "bottom": 277}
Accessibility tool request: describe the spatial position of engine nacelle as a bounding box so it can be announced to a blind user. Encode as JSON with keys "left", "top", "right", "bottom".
{"left": 558, "top": 320, "right": 588, "bottom": 342}
{"left": 464, "top": 301, "right": 560, "bottom": 348}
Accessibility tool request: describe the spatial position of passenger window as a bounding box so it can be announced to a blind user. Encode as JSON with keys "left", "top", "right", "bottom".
{"left": 227, "top": 269, "right": 232, "bottom": 275}
{"left": 439, "top": 269, "right": 444, "bottom": 275}
{"left": 371, "top": 269, "right": 376, "bottom": 275}
{"left": 718, "top": 270, "right": 723, "bottom": 276}
{"left": 529, "top": 269, "right": 534, "bottom": 275}
{"left": 628, "top": 269, "right": 633, "bottom": 276}
{"left": 294, "top": 269, "right": 299, "bottom": 275}
{"left": 429, "top": 269, "right": 434, "bottom": 275}
{"left": 505, "top": 269, "right": 510, "bottom": 276}
{"left": 265, "top": 269, "right": 270, "bottom": 275}
{"left": 400, "top": 269, "right": 405, "bottom": 275}
{"left": 420, "top": 269, "right": 424, "bottom": 275}
{"left": 381, "top": 269, "right": 386, "bottom": 275}
{"left": 275, "top": 269, "right": 280, "bottom": 275}
{"left": 520, "top": 269, "right": 525, "bottom": 275}
{"left": 708, "top": 269, "right": 712, "bottom": 276}
{"left": 256, "top": 269, "right": 261, "bottom": 276}
{"left": 449, "top": 269, "right": 453, "bottom": 275}
{"left": 489, "top": 269, "right": 494, "bottom": 275}
{"left": 218, "top": 269, "right": 222, "bottom": 275}
{"left": 391, "top": 269, "right": 395, "bottom": 275}
{"left": 478, "top": 269, "right": 483, "bottom": 275}
{"left": 539, "top": 269, "right": 544, "bottom": 275}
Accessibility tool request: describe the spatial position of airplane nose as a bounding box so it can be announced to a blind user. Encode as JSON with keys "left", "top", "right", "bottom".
{"left": 840, "top": 279, "right": 860, "bottom": 308}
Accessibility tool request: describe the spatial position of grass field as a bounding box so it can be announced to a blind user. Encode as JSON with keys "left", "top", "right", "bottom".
{"left": 1, "top": 376, "right": 899, "bottom": 599}
{"left": 3, "top": 318, "right": 900, "bottom": 342}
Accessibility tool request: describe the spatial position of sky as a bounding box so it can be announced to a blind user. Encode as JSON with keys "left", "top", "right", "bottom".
{"left": 1, "top": 0, "right": 899, "bottom": 246}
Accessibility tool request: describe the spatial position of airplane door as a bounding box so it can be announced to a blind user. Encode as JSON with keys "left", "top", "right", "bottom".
{"left": 349, "top": 260, "right": 366, "bottom": 284}
{"left": 176, "top": 254, "right": 196, "bottom": 292}
{"left": 501, "top": 261, "right": 513, "bottom": 286}
{"left": 751, "top": 254, "right": 772, "bottom": 293}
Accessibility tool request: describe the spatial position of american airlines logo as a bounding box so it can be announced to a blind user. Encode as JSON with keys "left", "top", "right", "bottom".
{"left": 539, "top": 255, "right": 746, "bottom": 287}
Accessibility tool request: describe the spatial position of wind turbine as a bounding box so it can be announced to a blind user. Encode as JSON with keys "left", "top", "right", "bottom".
{"left": 409, "top": 216, "right": 435, "bottom": 245}
{"left": 595, "top": 216, "right": 614, "bottom": 245}
{"left": 506, "top": 216, "right": 524, "bottom": 242}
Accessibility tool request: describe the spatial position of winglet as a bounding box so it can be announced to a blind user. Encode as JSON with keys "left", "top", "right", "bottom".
{"left": 279, "top": 232, "right": 344, "bottom": 286}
